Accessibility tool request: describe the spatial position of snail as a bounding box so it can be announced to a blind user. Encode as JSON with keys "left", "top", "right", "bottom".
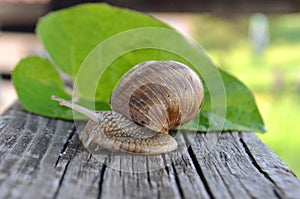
{"left": 51, "top": 61, "right": 204, "bottom": 155}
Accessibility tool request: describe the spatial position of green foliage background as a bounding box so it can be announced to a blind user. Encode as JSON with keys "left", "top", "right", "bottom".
{"left": 191, "top": 13, "right": 300, "bottom": 177}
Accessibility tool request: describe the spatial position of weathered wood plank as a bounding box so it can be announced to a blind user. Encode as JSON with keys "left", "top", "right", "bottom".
{"left": 0, "top": 104, "right": 75, "bottom": 199}
{"left": 241, "top": 132, "right": 300, "bottom": 199}
{"left": 186, "top": 132, "right": 300, "bottom": 199}
{"left": 164, "top": 132, "right": 212, "bottom": 199}
{"left": 0, "top": 104, "right": 300, "bottom": 199}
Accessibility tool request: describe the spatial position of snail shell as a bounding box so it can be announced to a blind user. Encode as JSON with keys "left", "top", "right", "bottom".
{"left": 51, "top": 60, "right": 204, "bottom": 155}
{"left": 110, "top": 61, "right": 204, "bottom": 134}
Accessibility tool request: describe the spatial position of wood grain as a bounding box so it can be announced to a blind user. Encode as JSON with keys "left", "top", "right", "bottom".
{"left": 0, "top": 103, "right": 299, "bottom": 199}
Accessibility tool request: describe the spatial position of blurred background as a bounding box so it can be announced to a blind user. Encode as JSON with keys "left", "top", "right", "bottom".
{"left": 0, "top": 0, "right": 299, "bottom": 176}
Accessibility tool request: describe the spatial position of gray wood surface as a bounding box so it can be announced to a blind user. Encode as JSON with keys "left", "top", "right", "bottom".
{"left": 0, "top": 103, "right": 299, "bottom": 199}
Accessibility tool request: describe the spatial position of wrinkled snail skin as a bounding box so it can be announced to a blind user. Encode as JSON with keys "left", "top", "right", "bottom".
{"left": 80, "top": 111, "right": 178, "bottom": 155}
{"left": 51, "top": 60, "right": 204, "bottom": 155}
{"left": 50, "top": 97, "right": 178, "bottom": 155}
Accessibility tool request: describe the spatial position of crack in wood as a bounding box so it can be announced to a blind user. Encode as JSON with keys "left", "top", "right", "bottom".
{"left": 53, "top": 160, "right": 71, "bottom": 199}
{"left": 53, "top": 142, "right": 80, "bottom": 199}
{"left": 187, "top": 147, "right": 215, "bottom": 199}
{"left": 97, "top": 164, "right": 107, "bottom": 199}
{"left": 136, "top": 172, "right": 140, "bottom": 189}
{"left": 157, "top": 182, "right": 161, "bottom": 199}
{"left": 171, "top": 162, "right": 185, "bottom": 199}
{"left": 276, "top": 166, "right": 297, "bottom": 177}
{"left": 239, "top": 133, "right": 283, "bottom": 199}
{"left": 122, "top": 175, "right": 127, "bottom": 196}
{"left": 182, "top": 132, "right": 215, "bottom": 199}
{"left": 146, "top": 157, "right": 152, "bottom": 187}
{"left": 54, "top": 127, "right": 76, "bottom": 168}
{"left": 162, "top": 154, "right": 170, "bottom": 175}
{"left": 87, "top": 153, "right": 93, "bottom": 163}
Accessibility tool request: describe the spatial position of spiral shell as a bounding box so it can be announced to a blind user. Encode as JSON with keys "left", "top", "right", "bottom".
{"left": 110, "top": 61, "right": 204, "bottom": 134}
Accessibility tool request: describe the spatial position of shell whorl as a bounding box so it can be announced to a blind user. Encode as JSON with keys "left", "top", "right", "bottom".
{"left": 110, "top": 61, "right": 204, "bottom": 133}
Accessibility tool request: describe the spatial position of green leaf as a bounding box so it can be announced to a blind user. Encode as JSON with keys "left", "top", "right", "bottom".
{"left": 12, "top": 56, "right": 111, "bottom": 120}
{"left": 199, "top": 71, "right": 266, "bottom": 132}
{"left": 36, "top": 3, "right": 169, "bottom": 78}
{"left": 13, "top": 3, "right": 266, "bottom": 132}
{"left": 12, "top": 56, "right": 74, "bottom": 119}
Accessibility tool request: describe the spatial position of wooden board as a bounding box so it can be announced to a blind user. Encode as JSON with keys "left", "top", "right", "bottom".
{"left": 0, "top": 103, "right": 299, "bottom": 199}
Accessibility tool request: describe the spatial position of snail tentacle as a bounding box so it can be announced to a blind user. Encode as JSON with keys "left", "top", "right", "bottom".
{"left": 51, "top": 95, "right": 103, "bottom": 122}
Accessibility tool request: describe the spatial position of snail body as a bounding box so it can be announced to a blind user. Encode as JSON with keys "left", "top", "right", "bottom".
{"left": 52, "top": 61, "right": 204, "bottom": 155}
